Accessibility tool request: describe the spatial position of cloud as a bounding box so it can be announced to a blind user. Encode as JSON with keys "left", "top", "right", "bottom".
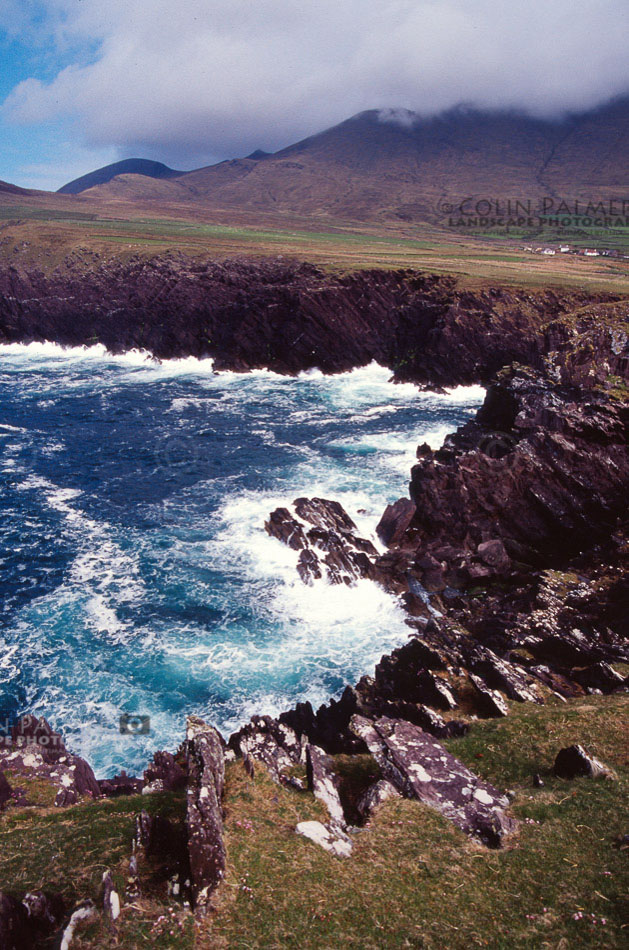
{"left": 2, "top": 0, "right": 628, "bottom": 166}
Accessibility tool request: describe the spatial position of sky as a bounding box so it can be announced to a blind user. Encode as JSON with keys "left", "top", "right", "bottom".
{"left": 1, "top": 0, "right": 628, "bottom": 191}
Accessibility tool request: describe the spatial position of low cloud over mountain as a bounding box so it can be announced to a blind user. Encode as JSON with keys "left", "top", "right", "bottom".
{"left": 2, "top": 0, "right": 628, "bottom": 170}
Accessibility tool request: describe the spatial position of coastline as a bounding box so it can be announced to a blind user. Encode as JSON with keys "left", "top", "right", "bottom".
{"left": 0, "top": 256, "right": 627, "bottom": 943}
{"left": 0, "top": 257, "right": 627, "bottom": 768}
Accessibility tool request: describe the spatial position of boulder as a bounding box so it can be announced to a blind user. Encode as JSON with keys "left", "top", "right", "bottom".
{"left": 374, "top": 700, "right": 450, "bottom": 736}
{"left": 22, "top": 891, "right": 65, "bottom": 938}
{"left": 0, "top": 890, "right": 65, "bottom": 950}
{"left": 376, "top": 498, "right": 417, "bottom": 547}
{"left": 295, "top": 821, "right": 352, "bottom": 858}
{"left": 126, "top": 853, "right": 140, "bottom": 900}
{"left": 264, "top": 508, "right": 307, "bottom": 550}
{"left": 230, "top": 716, "right": 305, "bottom": 783}
{"left": 553, "top": 745, "right": 614, "bottom": 780}
{"left": 0, "top": 770, "right": 11, "bottom": 808}
{"left": 185, "top": 717, "right": 226, "bottom": 911}
{"left": 281, "top": 687, "right": 367, "bottom": 755}
{"left": 306, "top": 744, "right": 346, "bottom": 830}
{"left": 296, "top": 548, "right": 322, "bottom": 585}
{"left": 293, "top": 497, "right": 357, "bottom": 534}
{"left": 266, "top": 497, "right": 381, "bottom": 586}
{"left": 414, "top": 553, "right": 447, "bottom": 591}
{"left": 143, "top": 751, "right": 187, "bottom": 792}
{"left": 0, "top": 735, "right": 100, "bottom": 806}
{"left": 58, "top": 900, "right": 97, "bottom": 950}
{"left": 468, "top": 674, "right": 510, "bottom": 717}
{"left": 101, "top": 871, "right": 121, "bottom": 922}
{"left": 356, "top": 779, "right": 401, "bottom": 819}
{"left": 571, "top": 662, "right": 626, "bottom": 693}
{"left": 467, "top": 647, "right": 541, "bottom": 704}
{"left": 373, "top": 637, "right": 451, "bottom": 708}
{"left": 0, "top": 892, "right": 30, "bottom": 950}
{"left": 528, "top": 664, "right": 582, "bottom": 699}
{"left": 476, "top": 539, "right": 511, "bottom": 572}
{"left": 350, "top": 715, "right": 517, "bottom": 847}
{"left": 135, "top": 809, "right": 189, "bottom": 880}
{"left": 414, "top": 671, "right": 458, "bottom": 710}
{"left": 98, "top": 771, "right": 143, "bottom": 797}
{"left": 11, "top": 715, "right": 66, "bottom": 758}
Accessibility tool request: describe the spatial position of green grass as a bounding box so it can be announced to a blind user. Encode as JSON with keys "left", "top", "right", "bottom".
{"left": 207, "top": 694, "right": 628, "bottom": 949}
{"left": 0, "top": 790, "right": 193, "bottom": 948}
{"left": 0, "top": 695, "right": 627, "bottom": 947}
{"left": 2, "top": 197, "right": 629, "bottom": 292}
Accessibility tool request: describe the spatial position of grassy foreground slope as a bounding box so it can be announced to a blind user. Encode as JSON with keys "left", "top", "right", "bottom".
{"left": 1, "top": 694, "right": 627, "bottom": 949}
{"left": 1, "top": 197, "right": 628, "bottom": 294}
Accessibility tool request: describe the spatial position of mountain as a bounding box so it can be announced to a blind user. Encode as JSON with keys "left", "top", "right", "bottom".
{"left": 57, "top": 158, "right": 184, "bottom": 195}
{"left": 54, "top": 96, "right": 629, "bottom": 222}
{"left": 0, "top": 179, "right": 35, "bottom": 196}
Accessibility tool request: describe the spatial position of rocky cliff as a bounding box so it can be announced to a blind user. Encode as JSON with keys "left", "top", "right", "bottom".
{"left": 0, "top": 255, "right": 627, "bottom": 947}
{"left": 0, "top": 254, "right": 610, "bottom": 383}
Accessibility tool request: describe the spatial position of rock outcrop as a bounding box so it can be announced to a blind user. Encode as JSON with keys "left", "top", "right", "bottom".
{"left": 143, "top": 750, "right": 187, "bottom": 793}
{"left": 265, "top": 497, "right": 380, "bottom": 586}
{"left": 350, "top": 716, "right": 517, "bottom": 847}
{"left": 185, "top": 716, "right": 226, "bottom": 911}
{"left": 229, "top": 715, "right": 306, "bottom": 785}
{"left": 0, "top": 257, "right": 627, "bottom": 912}
{"left": 0, "top": 890, "right": 65, "bottom": 950}
{"left": 406, "top": 365, "right": 629, "bottom": 575}
{"left": 0, "top": 715, "right": 100, "bottom": 807}
{"left": 0, "top": 770, "right": 12, "bottom": 808}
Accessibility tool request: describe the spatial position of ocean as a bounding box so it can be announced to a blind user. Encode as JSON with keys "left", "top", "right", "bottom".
{"left": 0, "top": 343, "right": 482, "bottom": 776}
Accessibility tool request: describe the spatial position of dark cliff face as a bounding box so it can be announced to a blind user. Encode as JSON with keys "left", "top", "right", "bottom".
{"left": 407, "top": 365, "right": 629, "bottom": 570}
{"left": 0, "top": 255, "right": 607, "bottom": 386}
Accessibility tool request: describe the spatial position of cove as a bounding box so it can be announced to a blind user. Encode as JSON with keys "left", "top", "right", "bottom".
{"left": 0, "top": 344, "right": 483, "bottom": 776}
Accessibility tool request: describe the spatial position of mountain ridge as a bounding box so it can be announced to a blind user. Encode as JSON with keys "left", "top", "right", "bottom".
{"left": 57, "top": 158, "right": 184, "bottom": 195}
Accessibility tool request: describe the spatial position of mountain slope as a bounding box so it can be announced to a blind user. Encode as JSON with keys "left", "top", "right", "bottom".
{"left": 0, "top": 179, "right": 35, "bottom": 196}
{"left": 57, "top": 158, "right": 184, "bottom": 195}
{"left": 56, "top": 96, "right": 629, "bottom": 222}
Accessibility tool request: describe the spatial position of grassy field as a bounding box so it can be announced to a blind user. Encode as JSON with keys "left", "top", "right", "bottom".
{"left": 1, "top": 196, "right": 628, "bottom": 293}
{"left": 1, "top": 693, "right": 627, "bottom": 948}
